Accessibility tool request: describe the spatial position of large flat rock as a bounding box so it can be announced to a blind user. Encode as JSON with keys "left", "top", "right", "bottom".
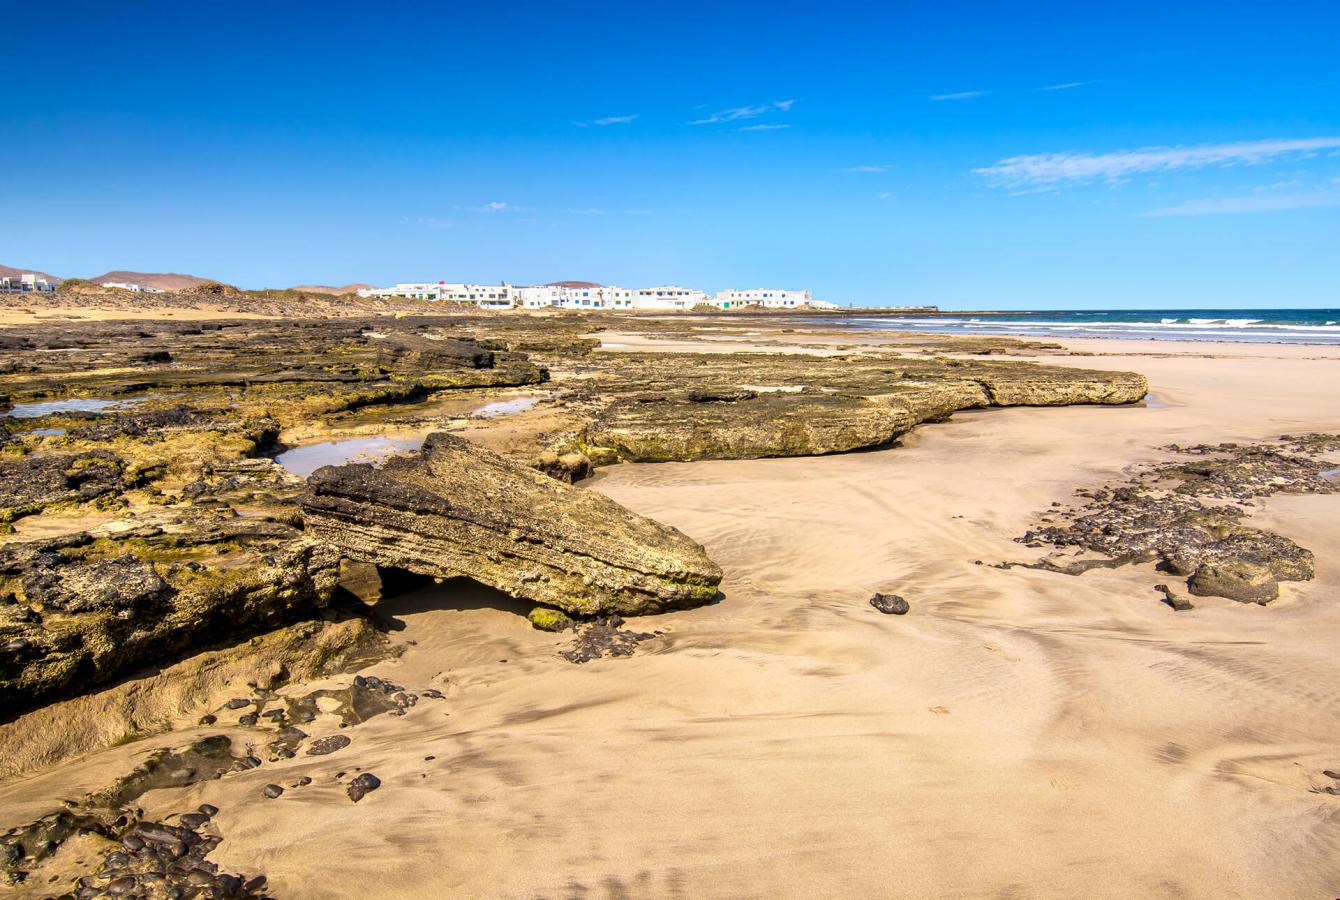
{"left": 301, "top": 433, "right": 723, "bottom": 615}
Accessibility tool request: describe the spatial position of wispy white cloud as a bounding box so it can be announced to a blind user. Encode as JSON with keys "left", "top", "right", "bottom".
{"left": 482, "top": 201, "right": 512, "bottom": 212}
{"left": 877, "top": 192, "right": 891, "bottom": 200}
{"left": 594, "top": 114, "right": 637, "bottom": 126}
{"left": 1143, "top": 189, "right": 1340, "bottom": 216}
{"left": 1041, "top": 81, "right": 1091, "bottom": 91}
{"left": 846, "top": 164, "right": 890, "bottom": 173}
{"left": 740, "top": 123, "right": 790, "bottom": 132}
{"left": 975, "top": 136, "right": 1340, "bottom": 189}
{"left": 692, "top": 100, "right": 795, "bottom": 125}
{"left": 931, "top": 90, "right": 986, "bottom": 101}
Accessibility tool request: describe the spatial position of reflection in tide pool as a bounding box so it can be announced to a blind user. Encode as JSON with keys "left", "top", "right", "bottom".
{"left": 275, "top": 437, "right": 422, "bottom": 478}
{"left": 4, "top": 398, "right": 148, "bottom": 418}
{"left": 474, "top": 396, "right": 539, "bottom": 418}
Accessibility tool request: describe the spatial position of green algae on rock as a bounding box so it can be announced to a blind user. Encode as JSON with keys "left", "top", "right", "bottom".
{"left": 0, "top": 516, "right": 341, "bottom": 717}
{"left": 301, "top": 432, "right": 723, "bottom": 616}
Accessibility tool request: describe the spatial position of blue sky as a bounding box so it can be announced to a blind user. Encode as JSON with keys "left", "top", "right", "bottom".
{"left": 4, "top": 0, "right": 1338, "bottom": 308}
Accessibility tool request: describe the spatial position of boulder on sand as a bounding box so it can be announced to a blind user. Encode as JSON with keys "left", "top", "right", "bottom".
{"left": 301, "top": 433, "right": 722, "bottom": 616}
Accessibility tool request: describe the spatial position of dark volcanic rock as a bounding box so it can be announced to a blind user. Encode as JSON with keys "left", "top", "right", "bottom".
{"left": 347, "top": 772, "right": 381, "bottom": 802}
{"left": 0, "top": 450, "right": 125, "bottom": 524}
{"left": 560, "top": 615, "right": 657, "bottom": 663}
{"left": 1019, "top": 437, "right": 1335, "bottom": 605}
{"left": 306, "top": 734, "right": 352, "bottom": 756}
{"left": 302, "top": 432, "right": 723, "bottom": 616}
{"left": 869, "top": 593, "right": 909, "bottom": 615}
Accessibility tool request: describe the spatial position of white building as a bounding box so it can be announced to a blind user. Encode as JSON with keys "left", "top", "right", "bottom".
{"left": 633, "top": 286, "right": 710, "bottom": 310}
{"left": 516, "top": 285, "right": 563, "bottom": 309}
{"left": 356, "top": 282, "right": 518, "bottom": 306}
{"left": 552, "top": 284, "right": 636, "bottom": 310}
{"left": 102, "top": 281, "right": 165, "bottom": 294}
{"left": 0, "top": 273, "right": 56, "bottom": 293}
{"left": 715, "top": 288, "right": 813, "bottom": 309}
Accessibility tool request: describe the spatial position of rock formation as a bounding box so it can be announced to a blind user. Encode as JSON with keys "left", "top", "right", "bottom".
{"left": 1019, "top": 436, "right": 1337, "bottom": 604}
{"left": 302, "top": 433, "right": 723, "bottom": 615}
{"left": 0, "top": 516, "right": 340, "bottom": 716}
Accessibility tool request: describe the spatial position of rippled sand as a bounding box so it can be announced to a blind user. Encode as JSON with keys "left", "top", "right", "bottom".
{"left": 4, "top": 337, "right": 1340, "bottom": 898}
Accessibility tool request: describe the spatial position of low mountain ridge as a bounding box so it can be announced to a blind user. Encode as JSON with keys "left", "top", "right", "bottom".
{"left": 0, "top": 263, "right": 61, "bottom": 282}
{"left": 90, "top": 270, "right": 212, "bottom": 290}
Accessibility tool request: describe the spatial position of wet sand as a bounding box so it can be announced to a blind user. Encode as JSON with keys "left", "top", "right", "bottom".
{"left": 4, "top": 335, "right": 1340, "bottom": 897}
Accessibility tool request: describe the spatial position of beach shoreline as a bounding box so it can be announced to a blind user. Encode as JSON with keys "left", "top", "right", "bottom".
{"left": 2, "top": 314, "right": 1338, "bottom": 897}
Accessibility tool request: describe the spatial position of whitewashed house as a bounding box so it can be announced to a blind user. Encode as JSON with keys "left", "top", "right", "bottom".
{"left": 516, "top": 285, "right": 563, "bottom": 309}
{"left": 102, "top": 281, "right": 165, "bottom": 294}
{"left": 0, "top": 273, "right": 56, "bottom": 294}
{"left": 715, "top": 288, "right": 813, "bottom": 309}
{"left": 633, "top": 286, "right": 710, "bottom": 310}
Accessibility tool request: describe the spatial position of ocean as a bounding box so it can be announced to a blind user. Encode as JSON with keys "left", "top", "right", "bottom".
{"left": 828, "top": 309, "right": 1340, "bottom": 344}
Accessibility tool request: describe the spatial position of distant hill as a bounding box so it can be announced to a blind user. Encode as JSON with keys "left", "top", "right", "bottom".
{"left": 90, "top": 271, "right": 212, "bottom": 290}
{"left": 547, "top": 280, "right": 603, "bottom": 288}
{"left": 0, "top": 263, "right": 61, "bottom": 282}
{"left": 290, "top": 283, "right": 374, "bottom": 295}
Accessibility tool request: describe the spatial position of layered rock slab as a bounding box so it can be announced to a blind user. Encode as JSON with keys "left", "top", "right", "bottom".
{"left": 302, "top": 433, "right": 722, "bottom": 615}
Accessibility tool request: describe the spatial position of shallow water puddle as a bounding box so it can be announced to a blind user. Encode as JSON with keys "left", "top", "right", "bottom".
{"left": 1322, "top": 468, "right": 1340, "bottom": 481}
{"left": 275, "top": 437, "right": 422, "bottom": 478}
{"left": 3, "top": 397, "right": 148, "bottom": 418}
{"left": 473, "top": 396, "right": 539, "bottom": 418}
{"left": 1143, "top": 393, "right": 1170, "bottom": 409}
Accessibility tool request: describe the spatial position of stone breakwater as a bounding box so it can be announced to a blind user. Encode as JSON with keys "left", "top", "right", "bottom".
{"left": 1015, "top": 434, "right": 1339, "bottom": 604}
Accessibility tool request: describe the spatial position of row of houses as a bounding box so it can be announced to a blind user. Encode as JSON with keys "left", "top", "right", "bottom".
{"left": 355, "top": 281, "right": 838, "bottom": 311}
{"left": 0, "top": 273, "right": 57, "bottom": 294}
{"left": 102, "top": 281, "right": 166, "bottom": 294}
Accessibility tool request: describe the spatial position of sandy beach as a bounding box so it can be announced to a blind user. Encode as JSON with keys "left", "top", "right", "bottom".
{"left": 5, "top": 329, "right": 1335, "bottom": 898}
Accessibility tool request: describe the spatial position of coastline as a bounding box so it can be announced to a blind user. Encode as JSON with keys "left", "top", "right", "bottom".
{"left": 2, "top": 318, "right": 1338, "bottom": 897}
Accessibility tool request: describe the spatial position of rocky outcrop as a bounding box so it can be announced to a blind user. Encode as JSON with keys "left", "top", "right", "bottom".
{"left": 1020, "top": 437, "right": 1336, "bottom": 605}
{"left": 568, "top": 353, "right": 1148, "bottom": 463}
{"left": 0, "top": 516, "right": 341, "bottom": 716}
{"left": 302, "top": 433, "right": 722, "bottom": 615}
{"left": 0, "top": 617, "right": 387, "bottom": 780}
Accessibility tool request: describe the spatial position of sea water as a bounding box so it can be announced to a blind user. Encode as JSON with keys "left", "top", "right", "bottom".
{"left": 823, "top": 309, "right": 1340, "bottom": 344}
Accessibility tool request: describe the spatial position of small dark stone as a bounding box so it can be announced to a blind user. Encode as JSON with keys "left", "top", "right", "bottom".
{"left": 197, "top": 714, "right": 217, "bottom": 726}
{"left": 262, "top": 784, "right": 284, "bottom": 799}
{"left": 121, "top": 836, "right": 144, "bottom": 852}
{"left": 197, "top": 804, "right": 218, "bottom": 817}
{"left": 346, "top": 773, "right": 381, "bottom": 803}
{"left": 1155, "top": 583, "right": 1194, "bottom": 612}
{"left": 1323, "top": 770, "right": 1340, "bottom": 780}
{"left": 241, "top": 756, "right": 262, "bottom": 769}
{"left": 292, "top": 776, "right": 312, "bottom": 787}
{"left": 869, "top": 593, "right": 909, "bottom": 615}
{"left": 224, "top": 699, "right": 250, "bottom": 710}
{"left": 106, "top": 875, "right": 137, "bottom": 894}
{"left": 244, "top": 875, "right": 268, "bottom": 892}
{"left": 424, "top": 755, "right": 436, "bottom": 761}
{"left": 178, "top": 812, "right": 209, "bottom": 829}
{"left": 306, "top": 735, "right": 351, "bottom": 756}
{"left": 238, "top": 714, "right": 258, "bottom": 727}
{"left": 103, "top": 851, "right": 130, "bottom": 867}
